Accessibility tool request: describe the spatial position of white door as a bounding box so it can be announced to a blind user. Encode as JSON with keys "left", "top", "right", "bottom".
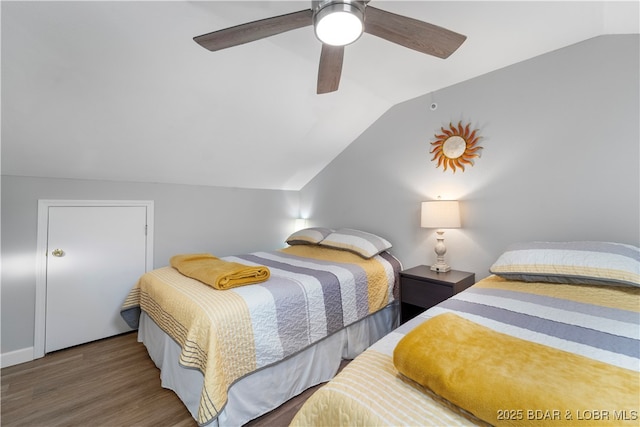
{"left": 44, "top": 205, "right": 149, "bottom": 353}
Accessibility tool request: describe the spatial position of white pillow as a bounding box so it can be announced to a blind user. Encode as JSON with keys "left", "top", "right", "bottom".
{"left": 319, "top": 228, "right": 392, "bottom": 259}
{"left": 490, "top": 241, "right": 640, "bottom": 287}
{"left": 285, "top": 227, "right": 334, "bottom": 246}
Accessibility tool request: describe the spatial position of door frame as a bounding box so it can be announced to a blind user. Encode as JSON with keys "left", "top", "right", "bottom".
{"left": 34, "top": 200, "right": 154, "bottom": 359}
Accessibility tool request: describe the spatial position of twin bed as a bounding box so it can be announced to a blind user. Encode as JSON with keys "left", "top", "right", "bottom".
{"left": 122, "top": 234, "right": 639, "bottom": 427}
{"left": 292, "top": 241, "right": 640, "bottom": 427}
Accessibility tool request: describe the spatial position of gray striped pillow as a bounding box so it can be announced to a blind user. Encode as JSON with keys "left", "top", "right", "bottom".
{"left": 490, "top": 241, "right": 640, "bottom": 287}
{"left": 286, "top": 227, "right": 334, "bottom": 246}
{"left": 319, "top": 228, "right": 392, "bottom": 259}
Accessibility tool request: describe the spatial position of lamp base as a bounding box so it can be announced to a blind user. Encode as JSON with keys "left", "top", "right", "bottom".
{"left": 431, "top": 230, "right": 451, "bottom": 273}
{"left": 430, "top": 262, "right": 451, "bottom": 273}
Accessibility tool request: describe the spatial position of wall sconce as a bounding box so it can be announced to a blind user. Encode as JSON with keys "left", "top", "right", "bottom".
{"left": 421, "top": 200, "right": 461, "bottom": 272}
{"left": 294, "top": 218, "right": 309, "bottom": 232}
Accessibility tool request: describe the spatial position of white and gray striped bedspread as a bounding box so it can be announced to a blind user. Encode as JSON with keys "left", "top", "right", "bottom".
{"left": 291, "top": 274, "right": 639, "bottom": 427}
{"left": 121, "top": 244, "right": 401, "bottom": 426}
{"left": 424, "top": 279, "right": 638, "bottom": 370}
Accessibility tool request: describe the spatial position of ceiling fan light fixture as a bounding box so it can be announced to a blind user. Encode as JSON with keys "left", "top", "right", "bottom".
{"left": 314, "top": 3, "right": 364, "bottom": 46}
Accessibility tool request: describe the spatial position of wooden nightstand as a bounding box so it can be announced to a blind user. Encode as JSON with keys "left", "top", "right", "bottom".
{"left": 399, "top": 266, "right": 475, "bottom": 323}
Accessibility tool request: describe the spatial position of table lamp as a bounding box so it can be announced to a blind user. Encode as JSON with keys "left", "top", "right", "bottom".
{"left": 421, "top": 200, "right": 461, "bottom": 272}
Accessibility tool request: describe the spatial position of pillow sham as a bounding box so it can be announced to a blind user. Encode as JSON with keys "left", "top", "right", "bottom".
{"left": 285, "top": 227, "right": 334, "bottom": 246}
{"left": 319, "top": 228, "right": 392, "bottom": 259}
{"left": 489, "top": 241, "right": 640, "bottom": 287}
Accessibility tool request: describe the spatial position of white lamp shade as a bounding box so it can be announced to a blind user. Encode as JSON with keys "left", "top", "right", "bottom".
{"left": 421, "top": 201, "right": 461, "bottom": 229}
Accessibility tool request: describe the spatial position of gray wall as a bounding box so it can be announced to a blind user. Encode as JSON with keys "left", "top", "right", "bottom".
{"left": 300, "top": 35, "right": 640, "bottom": 277}
{"left": 1, "top": 176, "right": 298, "bottom": 354}
{"left": 3, "top": 34, "right": 638, "bottom": 359}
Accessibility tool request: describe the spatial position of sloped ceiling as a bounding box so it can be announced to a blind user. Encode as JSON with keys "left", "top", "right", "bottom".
{"left": 2, "top": 1, "right": 638, "bottom": 190}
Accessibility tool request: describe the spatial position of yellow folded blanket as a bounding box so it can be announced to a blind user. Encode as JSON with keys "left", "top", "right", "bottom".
{"left": 393, "top": 313, "right": 639, "bottom": 427}
{"left": 170, "top": 253, "right": 270, "bottom": 290}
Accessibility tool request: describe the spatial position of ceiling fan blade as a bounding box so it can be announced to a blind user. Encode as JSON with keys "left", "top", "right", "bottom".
{"left": 317, "top": 44, "right": 344, "bottom": 94}
{"left": 194, "top": 9, "right": 313, "bottom": 51}
{"left": 364, "top": 6, "right": 466, "bottom": 59}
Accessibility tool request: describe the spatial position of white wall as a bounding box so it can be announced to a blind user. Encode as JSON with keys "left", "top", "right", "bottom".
{"left": 300, "top": 35, "right": 640, "bottom": 277}
{"left": 1, "top": 176, "right": 298, "bottom": 358}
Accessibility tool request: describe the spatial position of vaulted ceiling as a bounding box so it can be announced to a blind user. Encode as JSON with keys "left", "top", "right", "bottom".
{"left": 2, "top": 1, "right": 638, "bottom": 190}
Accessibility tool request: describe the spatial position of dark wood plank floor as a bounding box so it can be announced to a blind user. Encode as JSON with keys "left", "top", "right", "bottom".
{"left": 1, "top": 332, "right": 335, "bottom": 427}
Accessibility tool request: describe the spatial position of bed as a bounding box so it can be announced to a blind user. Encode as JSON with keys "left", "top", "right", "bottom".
{"left": 290, "top": 241, "right": 640, "bottom": 427}
{"left": 120, "top": 227, "right": 402, "bottom": 426}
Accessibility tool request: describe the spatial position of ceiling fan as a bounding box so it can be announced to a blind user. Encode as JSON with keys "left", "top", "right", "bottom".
{"left": 194, "top": 1, "right": 466, "bottom": 94}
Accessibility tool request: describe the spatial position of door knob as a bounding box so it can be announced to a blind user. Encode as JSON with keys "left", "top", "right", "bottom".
{"left": 51, "top": 249, "right": 65, "bottom": 257}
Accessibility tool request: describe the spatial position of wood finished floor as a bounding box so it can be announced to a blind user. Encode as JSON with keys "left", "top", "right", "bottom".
{"left": 1, "top": 332, "right": 333, "bottom": 427}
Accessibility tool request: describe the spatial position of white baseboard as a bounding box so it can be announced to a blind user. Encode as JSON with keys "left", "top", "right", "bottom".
{"left": 1, "top": 347, "right": 34, "bottom": 368}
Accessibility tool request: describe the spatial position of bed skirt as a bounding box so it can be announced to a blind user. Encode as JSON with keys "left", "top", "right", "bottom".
{"left": 138, "top": 301, "right": 399, "bottom": 426}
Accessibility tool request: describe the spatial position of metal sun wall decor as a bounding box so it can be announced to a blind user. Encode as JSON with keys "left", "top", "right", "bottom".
{"left": 430, "top": 121, "right": 483, "bottom": 172}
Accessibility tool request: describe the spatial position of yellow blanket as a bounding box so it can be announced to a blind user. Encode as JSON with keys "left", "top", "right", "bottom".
{"left": 393, "top": 313, "right": 640, "bottom": 427}
{"left": 170, "top": 253, "right": 270, "bottom": 290}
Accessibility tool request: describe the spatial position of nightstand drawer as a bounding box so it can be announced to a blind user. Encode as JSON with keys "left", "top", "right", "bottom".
{"left": 399, "top": 266, "right": 475, "bottom": 323}
{"left": 401, "top": 277, "right": 453, "bottom": 309}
